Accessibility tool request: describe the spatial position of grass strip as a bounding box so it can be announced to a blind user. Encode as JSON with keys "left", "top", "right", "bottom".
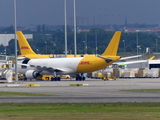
{"left": 0, "top": 103, "right": 160, "bottom": 120}
{"left": 0, "top": 91, "right": 60, "bottom": 97}
{"left": 122, "top": 89, "right": 160, "bottom": 93}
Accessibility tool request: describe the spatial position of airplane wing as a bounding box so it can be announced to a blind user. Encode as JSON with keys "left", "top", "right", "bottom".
{"left": 120, "top": 55, "right": 141, "bottom": 60}
{"left": 27, "top": 62, "right": 75, "bottom": 74}
{"left": 0, "top": 60, "right": 8, "bottom": 63}
{"left": 17, "top": 56, "right": 30, "bottom": 60}
{"left": 30, "top": 64, "right": 66, "bottom": 72}
{"left": 18, "top": 63, "right": 73, "bottom": 77}
{"left": 114, "top": 60, "right": 148, "bottom": 65}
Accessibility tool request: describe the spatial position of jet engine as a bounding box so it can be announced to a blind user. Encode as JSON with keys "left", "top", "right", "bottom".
{"left": 25, "top": 70, "right": 40, "bottom": 79}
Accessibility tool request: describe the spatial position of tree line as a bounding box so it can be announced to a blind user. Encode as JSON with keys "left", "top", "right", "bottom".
{"left": 0, "top": 25, "right": 159, "bottom": 56}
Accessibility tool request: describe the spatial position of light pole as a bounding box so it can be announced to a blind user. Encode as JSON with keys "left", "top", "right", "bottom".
{"left": 64, "top": 0, "right": 67, "bottom": 57}
{"left": 95, "top": 30, "right": 98, "bottom": 55}
{"left": 14, "top": 0, "right": 18, "bottom": 82}
{"left": 83, "top": 41, "right": 85, "bottom": 54}
{"left": 136, "top": 29, "right": 139, "bottom": 56}
{"left": 156, "top": 39, "right": 158, "bottom": 59}
{"left": 73, "top": 0, "right": 77, "bottom": 57}
{"left": 84, "top": 30, "right": 87, "bottom": 54}
{"left": 45, "top": 41, "right": 47, "bottom": 54}
{"left": 139, "top": 47, "right": 141, "bottom": 54}
{"left": 4, "top": 31, "right": 7, "bottom": 56}
{"left": 123, "top": 40, "right": 125, "bottom": 55}
{"left": 156, "top": 39, "right": 158, "bottom": 53}
{"left": 36, "top": 49, "right": 39, "bottom": 54}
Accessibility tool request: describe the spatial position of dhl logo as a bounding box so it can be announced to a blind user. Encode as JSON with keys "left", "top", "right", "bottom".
{"left": 79, "top": 61, "right": 91, "bottom": 65}
{"left": 21, "top": 46, "right": 29, "bottom": 49}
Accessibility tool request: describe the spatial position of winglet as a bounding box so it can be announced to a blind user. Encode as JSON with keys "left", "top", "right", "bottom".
{"left": 101, "top": 31, "right": 122, "bottom": 56}
{"left": 17, "top": 31, "right": 36, "bottom": 55}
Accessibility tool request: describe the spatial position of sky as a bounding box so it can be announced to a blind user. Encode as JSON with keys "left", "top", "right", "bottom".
{"left": 0, "top": 0, "right": 160, "bottom": 27}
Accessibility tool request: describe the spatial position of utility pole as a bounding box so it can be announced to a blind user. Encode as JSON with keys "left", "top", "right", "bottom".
{"left": 73, "top": 0, "right": 77, "bottom": 57}
{"left": 64, "top": 0, "right": 67, "bottom": 57}
{"left": 14, "top": 0, "right": 18, "bottom": 82}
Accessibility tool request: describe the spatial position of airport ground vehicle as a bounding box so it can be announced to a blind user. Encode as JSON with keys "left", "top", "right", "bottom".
{"left": 102, "top": 76, "right": 117, "bottom": 80}
{"left": 37, "top": 75, "right": 52, "bottom": 80}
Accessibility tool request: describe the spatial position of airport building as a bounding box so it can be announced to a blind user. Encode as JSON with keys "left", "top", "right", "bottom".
{"left": 0, "top": 34, "right": 33, "bottom": 46}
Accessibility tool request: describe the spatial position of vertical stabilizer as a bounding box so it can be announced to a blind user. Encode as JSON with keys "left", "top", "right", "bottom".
{"left": 17, "top": 31, "right": 36, "bottom": 55}
{"left": 148, "top": 56, "right": 155, "bottom": 60}
{"left": 101, "top": 31, "right": 122, "bottom": 56}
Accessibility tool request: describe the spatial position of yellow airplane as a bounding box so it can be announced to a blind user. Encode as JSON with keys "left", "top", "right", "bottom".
{"left": 17, "top": 31, "right": 122, "bottom": 80}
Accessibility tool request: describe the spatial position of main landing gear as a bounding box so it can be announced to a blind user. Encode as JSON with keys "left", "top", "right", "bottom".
{"left": 76, "top": 73, "right": 86, "bottom": 81}
{"left": 51, "top": 72, "right": 61, "bottom": 81}
{"left": 51, "top": 76, "right": 61, "bottom": 81}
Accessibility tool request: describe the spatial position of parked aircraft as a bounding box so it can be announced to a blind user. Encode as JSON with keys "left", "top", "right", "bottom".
{"left": 112, "top": 56, "right": 155, "bottom": 68}
{"left": 17, "top": 31, "right": 122, "bottom": 80}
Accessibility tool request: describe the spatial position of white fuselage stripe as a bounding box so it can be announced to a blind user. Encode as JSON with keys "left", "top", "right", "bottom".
{"left": 28, "top": 57, "right": 83, "bottom": 72}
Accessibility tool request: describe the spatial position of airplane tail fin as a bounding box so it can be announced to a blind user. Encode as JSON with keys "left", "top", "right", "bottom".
{"left": 17, "top": 31, "right": 37, "bottom": 55}
{"left": 148, "top": 56, "right": 155, "bottom": 60}
{"left": 101, "top": 31, "right": 122, "bottom": 56}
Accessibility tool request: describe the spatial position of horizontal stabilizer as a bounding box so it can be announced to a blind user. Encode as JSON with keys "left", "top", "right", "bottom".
{"left": 120, "top": 55, "right": 142, "bottom": 60}
{"left": 97, "top": 55, "right": 113, "bottom": 62}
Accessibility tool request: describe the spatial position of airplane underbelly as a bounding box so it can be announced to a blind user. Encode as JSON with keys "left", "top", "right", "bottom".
{"left": 40, "top": 69, "right": 75, "bottom": 75}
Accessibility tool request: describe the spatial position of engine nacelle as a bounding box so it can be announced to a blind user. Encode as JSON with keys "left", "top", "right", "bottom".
{"left": 25, "top": 70, "right": 39, "bottom": 79}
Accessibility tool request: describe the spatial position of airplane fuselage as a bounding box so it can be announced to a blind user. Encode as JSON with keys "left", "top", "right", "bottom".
{"left": 18, "top": 56, "right": 120, "bottom": 76}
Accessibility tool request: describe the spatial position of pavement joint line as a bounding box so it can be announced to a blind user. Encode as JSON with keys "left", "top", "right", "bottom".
{"left": 49, "top": 90, "right": 139, "bottom": 97}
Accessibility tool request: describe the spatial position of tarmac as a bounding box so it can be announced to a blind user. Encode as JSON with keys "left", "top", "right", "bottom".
{"left": 0, "top": 78, "right": 160, "bottom": 103}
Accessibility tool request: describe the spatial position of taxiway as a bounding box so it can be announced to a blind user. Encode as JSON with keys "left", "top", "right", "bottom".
{"left": 0, "top": 78, "right": 159, "bottom": 103}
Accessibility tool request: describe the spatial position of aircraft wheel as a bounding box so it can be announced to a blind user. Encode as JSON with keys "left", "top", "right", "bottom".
{"left": 76, "top": 77, "right": 79, "bottom": 81}
{"left": 58, "top": 77, "right": 61, "bottom": 81}
{"left": 51, "top": 77, "right": 55, "bottom": 81}
{"left": 55, "top": 77, "right": 58, "bottom": 81}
